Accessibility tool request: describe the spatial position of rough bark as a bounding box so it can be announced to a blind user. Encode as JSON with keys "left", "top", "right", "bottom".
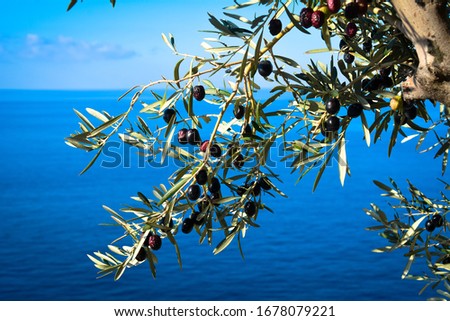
{"left": 391, "top": 0, "right": 450, "bottom": 106}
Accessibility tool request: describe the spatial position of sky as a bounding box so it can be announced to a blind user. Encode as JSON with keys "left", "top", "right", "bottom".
{"left": 0, "top": 0, "right": 325, "bottom": 90}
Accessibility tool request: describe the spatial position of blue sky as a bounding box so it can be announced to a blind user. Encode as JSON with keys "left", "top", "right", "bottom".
{"left": 0, "top": 0, "right": 325, "bottom": 89}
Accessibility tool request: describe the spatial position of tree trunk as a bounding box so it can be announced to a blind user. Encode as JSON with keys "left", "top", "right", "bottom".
{"left": 391, "top": 0, "right": 450, "bottom": 106}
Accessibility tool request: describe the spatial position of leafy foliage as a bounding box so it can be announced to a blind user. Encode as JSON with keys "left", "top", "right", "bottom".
{"left": 366, "top": 179, "right": 449, "bottom": 300}
{"left": 65, "top": 0, "right": 449, "bottom": 297}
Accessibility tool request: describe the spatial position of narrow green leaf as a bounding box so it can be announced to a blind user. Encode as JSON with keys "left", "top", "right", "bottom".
{"left": 312, "top": 152, "right": 333, "bottom": 192}
{"left": 156, "top": 174, "right": 191, "bottom": 206}
{"left": 253, "top": 30, "right": 264, "bottom": 63}
{"left": 208, "top": 13, "right": 232, "bottom": 35}
{"left": 442, "top": 148, "right": 448, "bottom": 175}
{"left": 87, "top": 254, "right": 108, "bottom": 267}
{"left": 161, "top": 127, "right": 175, "bottom": 164}
{"left": 274, "top": 55, "right": 300, "bottom": 68}
{"left": 251, "top": 14, "right": 267, "bottom": 29}
{"left": 373, "top": 180, "right": 395, "bottom": 193}
{"left": 114, "top": 261, "right": 128, "bottom": 281}
{"left": 79, "top": 148, "right": 102, "bottom": 175}
{"left": 436, "top": 290, "right": 450, "bottom": 299}
{"left": 292, "top": 153, "right": 323, "bottom": 168}
{"left": 87, "top": 113, "right": 125, "bottom": 138}
{"left": 238, "top": 44, "right": 250, "bottom": 81}
{"left": 73, "top": 109, "right": 95, "bottom": 130}
{"left": 102, "top": 205, "right": 120, "bottom": 217}
{"left": 223, "top": 12, "right": 251, "bottom": 24}
{"left": 95, "top": 251, "right": 119, "bottom": 265}
{"left": 401, "top": 134, "right": 419, "bottom": 144}
{"left": 338, "top": 137, "right": 348, "bottom": 186}
{"left": 360, "top": 111, "right": 371, "bottom": 147}
{"left": 397, "top": 215, "right": 427, "bottom": 248}
{"left": 434, "top": 140, "right": 450, "bottom": 159}
{"left": 388, "top": 123, "right": 399, "bottom": 157}
{"left": 402, "top": 235, "right": 418, "bottom": 279}
{"left": 108, "top": 245, "right": 126, "bottom": 256}
{"left": 305, "top": 48, "right": 333, "bottom": 54}
{"left": 261, "top": 133, "right": 277, "bottom": 166}
{"left": 174, "top": 58, "right": 184, "bottom": 86}
{"left": 213, "top": 228, "right": 237, "bottom": 255}
{"left": 86, "top": 107, "right": 109, "bottom": 122}
{"left": 67, "top": 0, "right": 77, "bottom": 11}
{"left": 137, "top": 192, "right": 152, "bottom": 208}
{"left": 137, "top": 116, "right": 152, "bottom": 135}
{"left": 321, "top": 23, "right": 332, "bottom": 51}
{"left": 372, "top": 246, "right": 394, "bottom": 253}
{"left": 161, "top": 33, "right": 175, "bottom": 51}
{"left": 214, "top": 196, "right": 240, "bottom": 205}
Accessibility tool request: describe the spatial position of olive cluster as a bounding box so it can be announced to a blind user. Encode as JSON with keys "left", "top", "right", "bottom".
{"left": 320, "top": 97, "right": 364, "bottom": 135}
{"left": 425, "top": 214, "right": 444, "bottom": 233}
{"left": 163, "top": 93, "right": 273, "bottom": 236}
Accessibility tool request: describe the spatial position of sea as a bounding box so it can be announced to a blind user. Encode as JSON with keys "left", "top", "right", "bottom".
{"left": 0, "top": 89, "right": 447, "bottom": 301}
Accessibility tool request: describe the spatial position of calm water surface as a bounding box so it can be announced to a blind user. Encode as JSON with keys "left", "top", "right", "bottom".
{"left": 0, "top": 89, "right": 445, "bottom": 300}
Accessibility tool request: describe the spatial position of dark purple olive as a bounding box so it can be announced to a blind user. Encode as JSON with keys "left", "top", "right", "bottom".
{"left": 208, "top": 177, "right": 221, "bottom": 193}
{"left": 325, "top": 116, "right": 340, "bottom": 132}
{"left": 404, "top": 106, "right": 417, "bottom": 120}
{"left": 327, "top": 0, "right": 341, "bottom": 13}
{"left": 345, "top": 22, "right": 358, "bottom": 38}
{"left": 362, "top": 39, "right": 372, "bottom": 53}
{"left": 234, "top": 105, "right": 245, "bottom": 120}
{"left": 268, "top": 19, "right": 282, "bottom": 36}
{"left": 344, "top": 51, "right": 355, "bottom": 64}
{"left": 136, "top": 247, "right": 147, "bottom": 262}
{"left": 381, "top": 76, "right": 393, "bottom": 88}
{"left": 243, "top": 124, "right": 252, "bottom": 136}
{"left": 311, "top": 11, "right": 325, "bottom": 29}
{"left": 425, "top": 219, "right": 435, "bottom": 232}
{"left": 210, "top": 144, "right": 222, "bottom": 157}
{"left": 326, "top": 98, "right": 340, "bottom": 115}
{"left": 258, "top": 60, "right": 273, "bottom": 77}
{"left": 251, "top": 181, "right": 261, "bottom": 196}
{"left": 432, "top": 214, "right": 444, "bottom": 227}
{"left": 163, "top": 109, "right": 176, "bottom": 123}
{"left": 190, "top": 211, "right": 204, "bottom": 226}
{"left": 147, "top": 235, "right": 162, "bottom": 251}
{"left": 181, "top": 217, "right": 194, "bottom": 234}
{"left": 195, "top": 169, "right": 208, "bottom": 185}
{"left": 347, "top": 103, "right": 363, "bottom": 118}
{"left": 187, "top": 129, "right": 201, "bottom": 145}
{"left": 233, "top": 154, "right": 245, "bottom": 169}
{"left": 344, "top": 3, "right": 359, "bottom": 20}
{"left": 259, "top": 177, "right": 271, "bottom": 191}
{"left": 177, "top": 128, "right": 188, "bottom": 144}
{"left": 200, "top": 140, "right": 209, "bottom": 153}
{"left": 193, "top": 85, "right": 205, "bottom": 101}
{"left": 300, "top": 7, "right": 313, "bottom": 28}
{"left": 244, "top": 201, "right": 257, "bottom": 217}
{"left": 187, "top": 184, "right": 201, "bottom": 201}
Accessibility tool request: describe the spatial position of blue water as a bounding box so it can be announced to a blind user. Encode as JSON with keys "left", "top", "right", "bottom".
{"left": 0, "top": 89, "right": 446, "bottom": 301}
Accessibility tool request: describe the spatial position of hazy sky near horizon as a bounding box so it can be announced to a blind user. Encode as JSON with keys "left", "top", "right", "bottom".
{"left": 0, "top": 0, "right": 326, "bottom": 90}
